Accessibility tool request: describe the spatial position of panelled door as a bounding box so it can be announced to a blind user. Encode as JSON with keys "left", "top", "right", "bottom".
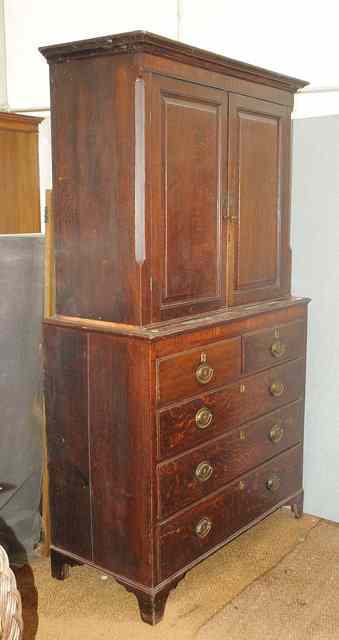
{"left": 227, "top": 94, "right": 291, "bottom": 306}
{"left": 148, "top": 75, "right": 228, "bottom": 322}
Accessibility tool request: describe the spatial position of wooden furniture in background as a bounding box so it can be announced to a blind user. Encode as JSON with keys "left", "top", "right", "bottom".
{"left": 0, "top": 112, "right": 42, "bottom": 234}
{"left": 41, "top": 32, "right": 310, "bottom": 625}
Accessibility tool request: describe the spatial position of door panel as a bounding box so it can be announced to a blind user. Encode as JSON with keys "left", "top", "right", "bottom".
{"left": 149, "top": 76, "right": 228, "bottom": 321}
{"left": 228, "top": 95, "right": 291, "bottom": 306}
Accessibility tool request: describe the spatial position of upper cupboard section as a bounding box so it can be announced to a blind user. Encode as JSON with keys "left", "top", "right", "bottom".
{"left": 41, "top": 34, "right": 305, "bottom": 325}
{"left": 146, "top": 76, "right": 292, "bottom": 322}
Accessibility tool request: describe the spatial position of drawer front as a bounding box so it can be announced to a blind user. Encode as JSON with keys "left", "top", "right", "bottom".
{"left": 157, "top": 337, "right": 241, "bottom": 406}
{"left": 243, "top": 319, "right": 306, "bottom": 374}
{"left": 158, "top": 400, "right": 303, "bottom": 519}
{"left": 158, "top": 445, "right": 302, "bottom": 581}
{"left": 158, "top": 358, "right": 305, "bottom": 458}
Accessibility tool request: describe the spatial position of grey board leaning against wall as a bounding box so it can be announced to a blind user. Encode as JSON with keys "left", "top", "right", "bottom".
{"left": 0, "top": 234, "right": 44, "bottom": 563}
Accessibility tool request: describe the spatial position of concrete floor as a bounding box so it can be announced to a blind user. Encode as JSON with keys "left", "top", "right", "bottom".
{"left": 15, "top": 509, "right": 337, "bottom": 640}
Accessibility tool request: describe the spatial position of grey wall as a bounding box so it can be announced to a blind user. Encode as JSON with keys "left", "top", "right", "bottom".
{"left": 0, "top": 234, "right": 44, "bottom": 562}
{"left": 291, "top": 115, "right": 339, "bottom": 522}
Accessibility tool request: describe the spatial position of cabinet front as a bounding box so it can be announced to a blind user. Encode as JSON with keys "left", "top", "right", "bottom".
{"left": 227, "top": 95, "right": 291, "bottom": 306}
{"left": 149, "top": 76, "right": 228, "bottom": 321}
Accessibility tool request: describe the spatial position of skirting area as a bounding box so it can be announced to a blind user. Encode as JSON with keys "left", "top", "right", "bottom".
{"left": 15, "top": 510, "right": 339, "bottom": 639}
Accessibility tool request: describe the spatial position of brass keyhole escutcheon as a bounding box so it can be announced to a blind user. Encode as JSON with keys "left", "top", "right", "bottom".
{"left": 270, "top": 340, "right": 286, "bottom": 359}
{"left": 270, "top": 381, "right": 285, "bottom": 397}
{"left": 195, "top": 461, "right": 214, "bottom": 483}
{"left": 195, "top": 407, "right": 213, "bottom": 430}
{"left": 266, "top": 474, "right": 281, "bottom": 492}
{"left": 195, "top": 352, "right": 214, "bottom": 385}
{"left": 195, "top": 517, "right": 212, "bottom": 539}
{"left": 269, "top": 424, "right": 284, "bottom": 443}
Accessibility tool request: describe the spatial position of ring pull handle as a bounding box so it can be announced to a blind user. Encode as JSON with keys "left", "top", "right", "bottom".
{"left": 269, "top": 424, "right": 284, "bottom": 443}
{"left": 195, "top": 352, "right": 214, "bottom": 385}
{"left": 270, "top": 340, "right": 286, "bottom": 359}
{"left": 266, "top": 474, "right": 281, "bottom": 492}
{"left": 269, "top": 381, "right": 285, "bottom": 397}
{"left": 195, "top": 517, "right": 212, "bottom": 538}
{"left": 195, "top": 407, "right": 213, "bottom": 430}
{"left": 195, "top": 461, "right": 214, "bottom": 483}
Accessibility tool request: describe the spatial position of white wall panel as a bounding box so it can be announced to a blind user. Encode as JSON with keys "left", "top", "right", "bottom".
{"left": 291, "top": 115, "right": 339, "bottom": 521}
{"left": 179, "top": 0, "right": 339, "bottom": 88}
{"left": 4, "top": 0, "right": 178, "bottom": 109}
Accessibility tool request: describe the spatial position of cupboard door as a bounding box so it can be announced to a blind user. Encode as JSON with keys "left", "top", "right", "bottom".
{"left": 149, "top": 76, "right": 228, "bottom": 322}
{"left": 227, "top": 95, "right": 291, "bottom": 306}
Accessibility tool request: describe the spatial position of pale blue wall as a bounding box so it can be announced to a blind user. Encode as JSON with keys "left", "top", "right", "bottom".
{"left": 292, "top": 115, "right": 339, "bottom": 522}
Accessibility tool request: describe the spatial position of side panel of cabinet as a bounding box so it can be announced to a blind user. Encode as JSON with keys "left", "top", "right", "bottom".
{"left": 50, "top": 55, "right": 141, "bottom": 323}
{"left": 227, "top": 94, "right": 291, "bottom": 306}
{"left": 44, "top": 326, "right": 92, "bottom": 560}
{"left": 148, "top": 75, "right": 228, "bottom": 322}
{"left": 89, "top": 334, "right": 155, "bottom": 586}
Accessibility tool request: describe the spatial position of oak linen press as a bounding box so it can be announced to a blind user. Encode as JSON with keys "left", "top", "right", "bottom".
{"left": 41, "top": 32, "right": 310, "bottom": 625}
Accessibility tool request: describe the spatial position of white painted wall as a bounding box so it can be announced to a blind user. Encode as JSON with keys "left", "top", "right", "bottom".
{"left": 291, "top": 116, "right": 339, "bottom": 522}
{"left": 0, "top": 0, "right": 7, "bottom": 107}
{"left": 4, "top": 0, "right": 178, "bottom": 109}
{"left": 180, "top": 0, "right": 339, "bottom": 86}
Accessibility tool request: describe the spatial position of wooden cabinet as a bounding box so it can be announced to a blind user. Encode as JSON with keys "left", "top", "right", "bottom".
{"left": 0, "top": 113, "right": 42, "bottom": 234}
{"left": 41, "top": 31, "right": 309, "bottom": 625}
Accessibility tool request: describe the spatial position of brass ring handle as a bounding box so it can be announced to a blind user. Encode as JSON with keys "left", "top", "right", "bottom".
{"left": 269, "top": 424, "right": 284, "bottom": 443}
{"left": 269, "top": 381, "right": 285, "bottom": 397}
{"left": 195, "top": 352, "right": 214, "bottom": 385}
{"left": 266, "top": 474, "right": 281, "bottom": 492}
{"left": 195, "top": 517, "right": 212, "bottom": 539}
{"left": 195, "top": 461, "right": 214, "bottom": 483}
{"left": 270, "top": 340, "right": 286, "bottom": 359}
{"left": 195, "top": 407, "right": 213, "bottom": 430}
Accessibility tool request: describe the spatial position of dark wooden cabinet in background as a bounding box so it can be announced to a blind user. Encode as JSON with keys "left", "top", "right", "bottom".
{"left": 41, "top": 31, "right": 309, "bottom": 625}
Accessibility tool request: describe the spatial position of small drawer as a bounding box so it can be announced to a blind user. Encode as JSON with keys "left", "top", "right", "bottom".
{"left": 157, "top": 358, "right": 305, "bottom": 458}
{"left": 158, "top": 445, "right": 302, "bottom": 581}
{"left": 157, "top": 400, "right": 303, "bottom": 519}
{"left": 243, "top": 319, "right": 306, "bottom": 374}
{"left": 157, "top": 337, "right": 241, "bottom": 406}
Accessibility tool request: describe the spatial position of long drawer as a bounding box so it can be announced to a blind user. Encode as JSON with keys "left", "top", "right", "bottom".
{"left": 158, "top": 445, "right": 302, "bottom": 581}
{"left": 157, "top": 358, "right": 305, "bottom": 458}
{"left": 157, "top": 400, "right": 303, "bottom": 519}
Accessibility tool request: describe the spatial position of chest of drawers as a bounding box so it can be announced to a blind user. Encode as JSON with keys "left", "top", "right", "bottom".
{"left": 40, "top": 30, "right": 309, "bottom": 625}
{"left": 44, "top": 298, "right": 308, "bottom": 624}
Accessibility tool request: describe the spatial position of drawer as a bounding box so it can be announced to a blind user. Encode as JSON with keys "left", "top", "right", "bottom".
{"left": 157, "top": 358, "right": 305, "bottom": 458}
{"left": 157, "top": 400, "right": 303, "bottom": 519}
{"left": 243, "top": 319, "right": 306, "bottom": 374}
{"left": 157, "top": 337, "right": 241, "bottom": 406}
{"left": 158, "top": 445, "right": 302, "bottom": 581}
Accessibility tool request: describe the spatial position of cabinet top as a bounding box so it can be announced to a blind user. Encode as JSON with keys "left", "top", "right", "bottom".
{"left": 0, "top": 112, "right": 43, "bottom": 132}
{"left": 39, "top": 30, "right": 308, "bottom": 93}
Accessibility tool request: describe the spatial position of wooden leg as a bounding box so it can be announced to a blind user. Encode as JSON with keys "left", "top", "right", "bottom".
{"left": 50, "top": 549, "right": 82, "bottom": 580}
{"left": 290, "top": 491, "right": 304, "bottom": 519}
{"left": 134, "top": 589, "right": 172, "bottom": 625}
{"left": 117, "top": 575, "right": 186, "bottom": 625}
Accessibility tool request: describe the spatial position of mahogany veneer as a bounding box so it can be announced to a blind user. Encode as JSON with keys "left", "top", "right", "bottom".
{"left": 41, "top": 31, "right": 309, "bottom": 625}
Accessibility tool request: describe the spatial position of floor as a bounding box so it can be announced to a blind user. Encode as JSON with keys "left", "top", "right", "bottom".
{"left": 15, "top": 509, "right": 338, "bottom": 640}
